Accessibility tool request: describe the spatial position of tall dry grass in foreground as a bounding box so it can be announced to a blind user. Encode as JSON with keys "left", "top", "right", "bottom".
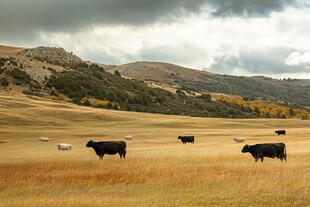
{"left": 1, "top": 92, "right": 310, "bottom": 206}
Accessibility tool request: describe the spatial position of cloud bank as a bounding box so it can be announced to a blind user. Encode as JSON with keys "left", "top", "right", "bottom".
{"left": 0, "top": 0, "right": 309, "bottom": 78}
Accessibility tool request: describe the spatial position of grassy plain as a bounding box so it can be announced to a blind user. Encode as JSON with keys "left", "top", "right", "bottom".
{"left": 1, "top": 91, "right": 310, "bottom": 206}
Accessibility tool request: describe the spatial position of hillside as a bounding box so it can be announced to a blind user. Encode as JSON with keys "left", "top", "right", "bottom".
{"left": 0, "top": 46, "right": 259, "bottom": 118}
{"left": 108, "top": 61, "right": 215, "bottom": 83}
{"left": 110, "top": 62, "right": 310, "bottom": 107}
{"left": 0, "top": 45, "right": 309, "bottom": 119}
{"left": 0, "top": 45, "right": 27, "bottom": 55}
{"left": 109, "top": 61, "right": 310, "bottom": 108}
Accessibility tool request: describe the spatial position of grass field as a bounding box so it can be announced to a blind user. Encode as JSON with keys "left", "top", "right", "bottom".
{"left": 1, "top": 91, "right": 310, "bottom": 206}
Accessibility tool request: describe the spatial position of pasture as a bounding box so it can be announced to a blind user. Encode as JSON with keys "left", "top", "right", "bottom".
{"left": 1, "top": 92, "right": 310, "bottom": 206}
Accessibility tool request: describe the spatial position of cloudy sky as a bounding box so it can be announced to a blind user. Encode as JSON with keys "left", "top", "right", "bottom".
{"left": 1, "top": 0, "right": 309, "bottom": 78}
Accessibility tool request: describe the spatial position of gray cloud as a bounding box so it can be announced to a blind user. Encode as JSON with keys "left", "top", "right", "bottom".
{"left": 0, "top": 0, "right": 207, "bottom": 41}
{"left": 209, "top": 0, "right": 297, "bottom": 17}
{"left": 0, "top": 0, "right": 301, "bottom": 42}
{"left": 209, "top": 48, "right": 308, "bottom": 75}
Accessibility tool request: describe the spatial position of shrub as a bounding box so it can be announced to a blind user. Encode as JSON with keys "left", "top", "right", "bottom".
{"left": 82, "top": 99, "right": 91, "bottom": 106}
{"left": 72, "top": 97, "right": 81, "bottom": 105}
{"left": 176, "top": 88, "right": 186, "bottom": 98}
{"left": 198, "top": 93, "right": 211, "bottom": 101}
{"left": 5, "top": 69, "right": 31, "bottom": 85}
{"left": 114, "top": 70, "right": 121, "bottom": 77}
{"left": 1, "top": 77, "right": 9, "bottom": 87}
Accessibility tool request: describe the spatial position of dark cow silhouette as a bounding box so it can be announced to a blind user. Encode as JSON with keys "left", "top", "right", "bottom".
{"left": 275, "top": 130, "right": 286, "bottom": 135}
{"left": 242, "top": 143, "right": 286, "bottom": 162}
{"left": 178, "top": 136, "right": 195, "bottom": 144}
{"left": 86, "top": 140, "right": 126, "bottom": 160}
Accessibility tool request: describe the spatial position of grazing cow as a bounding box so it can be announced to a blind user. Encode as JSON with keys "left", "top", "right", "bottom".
{"left": 56, "top": 143, "right": 72, "bottom": 150}
{"left": 234, "top": 137, "right": 245, "bottom": 143}
{"left": 275, "top": 130, "right": 286, "bottom": 135}
{"left": 242, "top": 143, "right": 286, "bottom": 162}
{"left": 86, "top": 140, "right": 126, "bottom": 160}
{"left": 178, "top": 136, "right": 195, "bottom": 144}
{"left": 38, "top": 137, "right": 49, "bottom": 142}
{"left": 125, "top": 135, "right": 133, "bottom": 140}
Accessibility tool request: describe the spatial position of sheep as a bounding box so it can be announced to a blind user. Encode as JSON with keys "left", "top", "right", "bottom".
{"left": 38, "top": 137, "right": 49, "bottom": 142}
{"left": 56, "top": 143, "right": 72, "bottom": 150}
{"left": 234, "top": 137, "right": 245, "bottom": 143}
{"left": 124, "top": 135, "right": 133, "bottom": 140}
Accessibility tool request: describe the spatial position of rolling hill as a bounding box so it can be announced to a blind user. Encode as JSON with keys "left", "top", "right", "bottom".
{"left": 0, "top": 45, "right": 309, "bottom": 119}
{"left": 108, "top": 61, "right": 310, "bottom": 107}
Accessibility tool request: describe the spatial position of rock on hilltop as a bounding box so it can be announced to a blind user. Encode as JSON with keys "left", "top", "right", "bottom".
{"left": 23, "top": 46, "right": 81, "bottom": 67}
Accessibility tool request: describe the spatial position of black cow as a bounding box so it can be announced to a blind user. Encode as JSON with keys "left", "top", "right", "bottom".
{"left": 86, "top": 140, "right": 126, "bottom": 160}
{"left": 178, "top": 136, "right": 194, "bottom": 144}
{"left": 242, "top": 143, "right": 286, "bottom": 162}
{"left": 275, "top": 130, "right": 286, "bottom": 135}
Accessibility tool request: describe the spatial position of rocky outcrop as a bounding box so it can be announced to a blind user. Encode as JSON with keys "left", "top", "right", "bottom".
{"left": 3, "top": 58, "right": 52, "bottom": 83}
{"left": 24, "top": 46, "right": 81, "bottom": 67}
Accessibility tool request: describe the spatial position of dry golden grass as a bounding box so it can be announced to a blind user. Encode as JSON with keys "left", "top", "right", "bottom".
{"left": 1, "top": 91, "right": 310, "bottom": 206}
{"left": 0, "top": 45, "right": 26, "bottom": 56}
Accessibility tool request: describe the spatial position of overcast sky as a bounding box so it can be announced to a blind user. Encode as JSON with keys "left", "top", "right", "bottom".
{"left": 1, "top": 0, "right": 309, "bottom": 78}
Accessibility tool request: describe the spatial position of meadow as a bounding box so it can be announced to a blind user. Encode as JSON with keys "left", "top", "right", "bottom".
{"left": 1, "top": 91, "right": 310, "bottom": 206}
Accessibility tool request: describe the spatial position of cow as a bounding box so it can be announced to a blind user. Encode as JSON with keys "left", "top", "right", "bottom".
{"left": 241, "top": 143, "right": 286, "bottom": 162}
{"left": 38, "top": 137, "right": 49, "bottom": 142}
{"left": 178, "top": 136, "right": 194, "bottom": 144}
{"left": 86, "top": 140, "right": 126, "bottom": 160}
{"left": 56, "top": 143, "right": 72, "bottom": 150}
{"left": 234, "top": 137, "right": 245, "bottom": 143}
{"left": 275, "top": 130, "right": 286, "bottom": 135}
{"left": 124, "top": 135, "right": 133, "bottom": 140}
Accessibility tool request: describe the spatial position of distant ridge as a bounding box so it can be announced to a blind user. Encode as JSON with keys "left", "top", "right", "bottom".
{"left": 108, "top": 61, "right": 215, "bottom": 82}
{"left": 0, "top": 45, "right": 27, "bottom": 54}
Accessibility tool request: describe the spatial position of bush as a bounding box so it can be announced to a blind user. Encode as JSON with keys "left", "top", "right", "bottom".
{"left": 176, "top": 88, "right": 186, "bottom": 98}
{"left": 114, "top": 70, "right": 121, "bottom": 77}
{"left": 5, "top": 69, "right": 31, "bottom": 85}
{"left": 1, "top": 77, "right": 9, "bottom": 87}
{"left": 82, "top": 99, "right": 91, "bottom": 106}
{"left": 198, "top": 93, "right": 211, "bottom": 101}
{"left": 72, "top": 97, "right": 81, "bottom": 105}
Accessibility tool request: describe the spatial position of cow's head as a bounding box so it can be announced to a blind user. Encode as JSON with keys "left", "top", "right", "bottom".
{"left": 86, "top": 140, "right": 94, "bottom": 147}
{"left": 178, "top": 136, "right": 181, "bottom": 139}
{"left": 241, "top": 145, "right": 250, "bottom": 153}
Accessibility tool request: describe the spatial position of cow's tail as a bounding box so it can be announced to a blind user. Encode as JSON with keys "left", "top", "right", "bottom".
{"left": 283, "top": 143, "right": 287, "bottom": 162}
{"left": 123, "top": 141, "right": 127, "bottom": 159}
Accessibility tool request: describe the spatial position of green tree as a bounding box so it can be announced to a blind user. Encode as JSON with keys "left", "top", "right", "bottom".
{"left": 289, "top": 108, "right": 295, "bottom": 117}
{"left": 114, "top": 70, "right": 121, "bottom": 77}
{"left": 254, "top": 106, "right": 260, "bottom": 115}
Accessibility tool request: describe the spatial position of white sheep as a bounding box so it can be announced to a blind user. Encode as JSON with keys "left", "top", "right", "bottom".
{"left": 38, "top": 137, "right": 49, "bottom": 142}
{"left": 124, "top": 135, "right": 133, "bottom": 140}
{"left": 234, "top": 137, "right": 245, "bottom": 143}
{"left": 56, "top": 143, "right": 72, "bottom": 150}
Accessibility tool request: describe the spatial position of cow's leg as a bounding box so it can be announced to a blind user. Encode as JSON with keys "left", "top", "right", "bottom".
{"left": 123, "top": 151, "right": 126, "bottom": 159}
{"left": 279, "top": 155, "right": 283, "bottom": 161}
{"left": 99, "top": 155, "right": 104, "bottom": 160}
{"left": 260, "top": 157, "right": 264, "bottom": 162}
{"left": 255, "top": 158, "right": 259, "bottom": 162}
